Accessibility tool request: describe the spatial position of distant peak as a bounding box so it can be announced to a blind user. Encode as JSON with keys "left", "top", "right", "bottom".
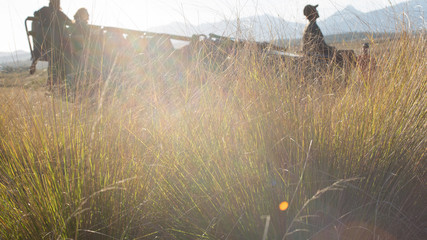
{"left": 343, "top": 5, "right": 360, "bottom": 12}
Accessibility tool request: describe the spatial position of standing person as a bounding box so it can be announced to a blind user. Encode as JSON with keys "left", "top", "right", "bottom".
{"left": 33, "top": 0, "right": 72, "bottom": 90}
{"left": 357, "top": 43, "right": 377, "bottom": 81}
{"left": 302, "top": 4, "right": 335, "bottom": 60}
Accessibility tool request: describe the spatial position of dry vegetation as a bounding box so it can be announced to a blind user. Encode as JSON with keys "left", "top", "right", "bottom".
{"left": 0, "top": 32, "right": 426, "bottom": 240}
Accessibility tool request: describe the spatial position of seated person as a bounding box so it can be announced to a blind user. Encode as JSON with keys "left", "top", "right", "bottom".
{"left": 70, "top": 8, "right": 90, "bottom": 61}
{"left": 357, "top": 43, "right": 377, "bottom": 80}
{"left": 69, "top": 8, "right": 101, "bottom": 88}
{"left": 302, "top": 4, "right": 335, "bottom": 59}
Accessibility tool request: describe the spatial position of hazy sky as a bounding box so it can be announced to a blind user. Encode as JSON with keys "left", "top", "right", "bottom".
{"left": 0, "top": 0, "right": 412, "bottom": 52}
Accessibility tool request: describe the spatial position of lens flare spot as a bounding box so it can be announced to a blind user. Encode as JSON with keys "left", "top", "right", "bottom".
{"left": 279, "top": 201, "right": 289, "bottom": 211}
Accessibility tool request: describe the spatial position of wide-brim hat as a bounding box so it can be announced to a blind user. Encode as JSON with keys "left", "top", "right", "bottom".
{"left": 303, "top": 4, "right": 319, "bottom": 16}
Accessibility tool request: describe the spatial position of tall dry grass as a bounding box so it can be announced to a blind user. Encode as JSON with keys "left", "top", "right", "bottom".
{"left": 0, "top": 32, "right": 426, "bottom": 239}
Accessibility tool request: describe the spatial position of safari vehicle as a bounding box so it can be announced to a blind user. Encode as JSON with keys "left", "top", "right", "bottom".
{"left": 25, "top": 15, "right": 354, "bottom": 78}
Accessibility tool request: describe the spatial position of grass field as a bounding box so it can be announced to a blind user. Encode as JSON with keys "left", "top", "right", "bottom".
{"left": 0, "top": 31, "right": 426, "bottom": 240}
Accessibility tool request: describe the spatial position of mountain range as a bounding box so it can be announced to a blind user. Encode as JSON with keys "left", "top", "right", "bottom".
{"left": 148, "top": 0, "right": 426, "bottom": 41}
{"left": 0, "top": 50, "right": 32, "bottom": 71}
{"left": 0, "top": 51, "right": 30, "bottom": 64}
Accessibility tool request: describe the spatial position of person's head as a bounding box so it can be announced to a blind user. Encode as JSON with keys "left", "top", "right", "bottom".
{"left": 74, "top": 8, "right": 89, "bottom": 23}
{"left": 49, "top": 0, "right": 60, "bottom": 10}
{"left": 362, "top": 42, "right": 369, "bottom": 54}
{"left": 304, "top": 4, "right": 319, "bottom": 21}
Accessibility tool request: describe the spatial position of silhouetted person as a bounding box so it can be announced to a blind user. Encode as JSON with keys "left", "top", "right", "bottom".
{"left": 68, "top": 8, "right": 91, "bottom": 88}
{"left": 357, "top": 43, "right": 377, "bottom": 81}
{"left": 70, "top": 8, "right": 89, "bottom": 59}
{"left": 32, "top": 0, "right": 72, "bottom": 89}
{"left": 302, "top": 4, "right": 335, "bottom": 59}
